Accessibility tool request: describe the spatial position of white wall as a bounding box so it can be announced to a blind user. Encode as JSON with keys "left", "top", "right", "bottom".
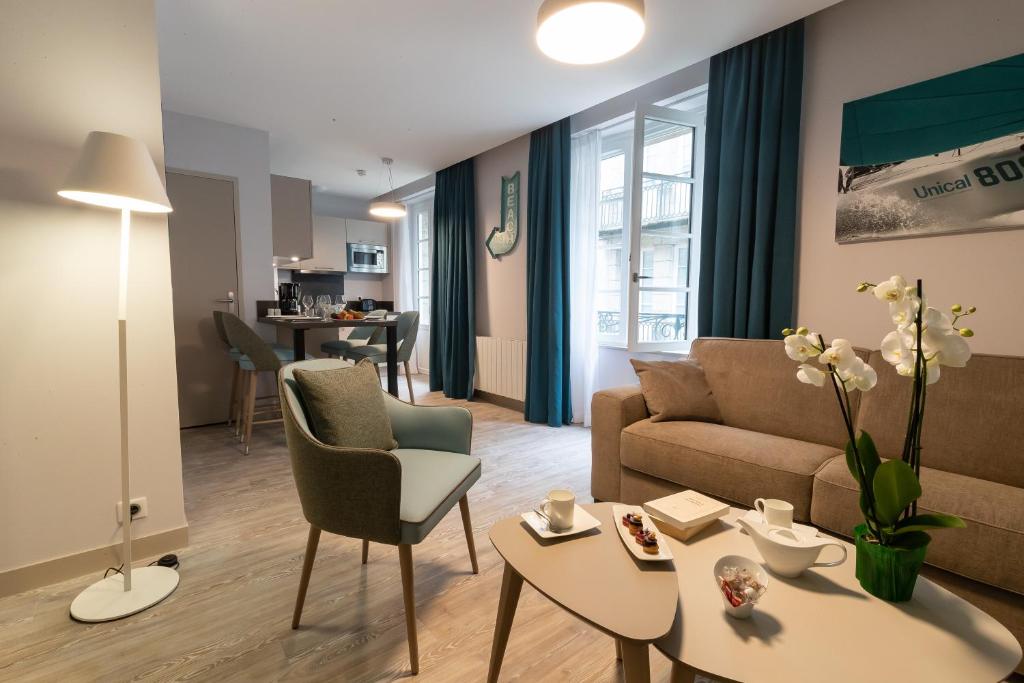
{"left": 797, "top": 0, "right": 1024, "bottom": 354}
{"left": 0, "top": 0, "right": 186, "bottom": 573}
{"left": 162, "top": 111, "right": 275, "bottom": 329}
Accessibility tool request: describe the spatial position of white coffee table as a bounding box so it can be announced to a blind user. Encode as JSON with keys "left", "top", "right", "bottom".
{"left": 656, "top": 508, "right": 1022, "bottom": 682}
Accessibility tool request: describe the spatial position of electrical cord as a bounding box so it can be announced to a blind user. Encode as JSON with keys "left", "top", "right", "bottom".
{"left": 149, "top": 554, "right": 180, "bottom": 570}
{"left": 99, "top": 554, "right": 179, "bottom": 580}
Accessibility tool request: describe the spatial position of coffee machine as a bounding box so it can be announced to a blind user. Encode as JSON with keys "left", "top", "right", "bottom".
{"left": 278, "top": 282, "right": 301, "bottom": 315}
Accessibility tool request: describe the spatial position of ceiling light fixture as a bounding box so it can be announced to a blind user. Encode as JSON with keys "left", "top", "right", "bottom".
{"left": 368, "top": 157, "right": 407, "bottom": 219}
{"left": 536, "top": 0, "right": 645, "bottom": 65}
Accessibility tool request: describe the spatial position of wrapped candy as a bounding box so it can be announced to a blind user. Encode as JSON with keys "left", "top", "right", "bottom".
{"left": 717, "top": 565, "right": 766, "bottom": 607}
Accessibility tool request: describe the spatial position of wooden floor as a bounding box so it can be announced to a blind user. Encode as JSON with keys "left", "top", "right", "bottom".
{"left": 0, "top": 377, "right": 679, "bottom": 683}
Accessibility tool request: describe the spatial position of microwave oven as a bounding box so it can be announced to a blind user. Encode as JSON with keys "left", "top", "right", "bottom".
{"left": 347, "top": 243, "right": 388, "bottom": 274}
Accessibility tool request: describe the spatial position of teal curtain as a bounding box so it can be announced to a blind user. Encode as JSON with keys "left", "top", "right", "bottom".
{"left": 430, "top": 159, "right": 476, "bottom": 399}
{"left": 525, "top": 118, "right": 572, "bottom": 426}
{"left": 842, "top": 53, "right": 1024, "bottom": 166}
{"left": 698, "top": 20, "right": 804, "bottom": 339}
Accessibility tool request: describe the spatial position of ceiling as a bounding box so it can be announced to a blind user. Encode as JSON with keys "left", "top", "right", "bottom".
{"left": 156, "top": 0, "right": 840, "bottom": 199}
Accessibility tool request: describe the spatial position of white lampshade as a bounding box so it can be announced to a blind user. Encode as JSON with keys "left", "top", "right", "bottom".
{"left": 369, "top": 200, "right": 407, "bottom": 218}
{"left": 59, "top": 131, "right": 172, "bottom": 213}
{"left": 537, "top": 0, "right": 645, "bottom": 65}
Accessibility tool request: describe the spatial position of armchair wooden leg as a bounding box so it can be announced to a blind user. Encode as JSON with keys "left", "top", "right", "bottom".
{"left": 242, "top": 371, "right": 257, "bottom": 455}
{"left": 458, "top": 495, "right": 479, "bottom": 574}
{"left": 404, "top": 360, "right": 416, "bottom": 404}
{"left": 292, "top": 525, "right": 321, "bottom": 629}
{"left": 361, "top": 539, "right": 369, "bottom": 565}
{"left": 227, "top": 363, "right": 240, "bottom": 427}
{"left": 234, "top": 369, "right": 248, "bottom": 437}
{"left": 398, "top": 544, "right": 418, "bottom": 675}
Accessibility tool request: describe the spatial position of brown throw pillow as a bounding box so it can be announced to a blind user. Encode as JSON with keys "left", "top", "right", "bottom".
{"left": 630, "top": 358, "right": 723, "bottom": 424}
{"left": 292, "top": 361, "right": 398, "bottom": 450}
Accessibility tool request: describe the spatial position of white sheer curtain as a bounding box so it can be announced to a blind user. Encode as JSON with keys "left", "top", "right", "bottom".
{"left": 569, "top": 130, "right": 601, "bottom": 426}
{"left": 390, "top": 212, "right": 419, "bottom": 373}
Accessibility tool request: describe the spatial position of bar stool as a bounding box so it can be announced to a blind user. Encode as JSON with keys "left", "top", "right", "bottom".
{"left": 221, "top": 312, "right": 304, "bottom": 454}
{"left": 344, "top": 311, "right": 420, "bottom": 404}
{"left": 320, "top": 310, "right": 388, "bottom": 358}
{"left": 213, "top": 310, "right": 291, "bottom": 429}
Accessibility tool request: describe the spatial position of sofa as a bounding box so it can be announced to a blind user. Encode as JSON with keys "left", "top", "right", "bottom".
{"left": 592, "top": 337, "right": 1023, "bottom": 670}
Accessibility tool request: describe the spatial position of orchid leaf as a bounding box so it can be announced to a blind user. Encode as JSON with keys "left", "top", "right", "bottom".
{"left": 844, "top": 431, "right": 881, "bottom": 491}
{"left": 856, "top": 431, "right": 882, "bottom": 486}
{"left": 872, "top": 460, "right": 921, "bottom": 526}
{"left": 892, "top": 513, "right": 966, "bottom": 534}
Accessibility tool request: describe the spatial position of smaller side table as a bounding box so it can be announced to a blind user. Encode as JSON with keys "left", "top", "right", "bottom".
{"left": 487, "top": 503, "right": 678, "bottom": 683}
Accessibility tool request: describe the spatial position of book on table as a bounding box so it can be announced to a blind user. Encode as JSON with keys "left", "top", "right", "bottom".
{"left": 643, "top": 490, "right": 730, "bottom": 541}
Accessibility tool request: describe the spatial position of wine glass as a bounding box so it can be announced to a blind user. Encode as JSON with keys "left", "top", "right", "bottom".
{"left": 301, "top": 294, "right": 313, "bottom": 317}
{"left": 335, "top": 294, "right": 346, "bottom": 307}
{"left": 316, "top": 295, "right": 331, "bottom": 320}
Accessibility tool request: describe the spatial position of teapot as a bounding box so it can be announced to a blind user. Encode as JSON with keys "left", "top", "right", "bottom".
{"left": 736, "top": 517, "right": 847, "bottom": 578}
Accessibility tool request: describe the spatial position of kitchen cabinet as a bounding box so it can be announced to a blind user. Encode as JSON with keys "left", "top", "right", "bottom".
{"left": 271, "top": 174, "right": 313, "bottom": 261}
{"left": 306, "top": 215, "right": 348, "bottom": 271}
{"left": 345, "top": 219, "right": 389, "bottom": 246}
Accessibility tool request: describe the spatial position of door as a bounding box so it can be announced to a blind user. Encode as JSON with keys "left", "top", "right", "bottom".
{"left": 626, "top": 104, "right": 704, "bottom": 351}
{"left": 166, "top": 171, "right": 241, "bottom": 427}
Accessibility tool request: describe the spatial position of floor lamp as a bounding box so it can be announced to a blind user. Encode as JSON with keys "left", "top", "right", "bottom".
{"left": 59, "top": 131, "right": 179, "bottom": 622}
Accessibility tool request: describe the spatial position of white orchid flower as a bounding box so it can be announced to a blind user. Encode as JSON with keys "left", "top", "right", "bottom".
{"left": 837, "top": 357, "right": 878, "bottom": 391}
{"left": 784, "top": 333, "right": 819, "bottom": 362}
{"left": 796, "top": 363, "right": 827, "bottom": 387}
{"left": 920, "top": 307, "right": 971, "bottom": 368}
{"left": 873, "top": 275, "right": 908, "bottom": 303}
{"left": 888, "top": 297, "right": 920, "bottom": 328}
{"left": 923, "top": 328, "right": 971, "bottom": 368}
{"left": 880, "top": 329, "right": 914, "bottom": 366}
{"left": 818, "top": 338, "right": 857, "bottom": 370}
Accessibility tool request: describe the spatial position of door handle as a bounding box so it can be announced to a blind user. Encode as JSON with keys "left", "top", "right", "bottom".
{"left": 632, "top": 273, "right": 652, "bottom": 283}
{"left": 215, "top": 298, "right": 235, "bottom": 303}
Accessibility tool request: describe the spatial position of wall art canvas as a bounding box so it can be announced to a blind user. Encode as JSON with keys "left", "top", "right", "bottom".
{"left": 836, "top": 53, "right": 1024, "bottom": 243}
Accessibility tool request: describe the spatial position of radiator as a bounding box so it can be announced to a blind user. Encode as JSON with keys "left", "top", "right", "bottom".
{"left": 475, "top": 337, "right": 527, "bottom": 402}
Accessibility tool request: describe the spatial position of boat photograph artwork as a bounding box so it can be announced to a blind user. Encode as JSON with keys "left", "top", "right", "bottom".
{"left": 836, "top": 53, "right": 1024, "bottom": 243}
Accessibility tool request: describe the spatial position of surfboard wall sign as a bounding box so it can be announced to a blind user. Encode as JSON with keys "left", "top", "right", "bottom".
{"left": 486, "top": 171, "right": 520, "bottom": 259}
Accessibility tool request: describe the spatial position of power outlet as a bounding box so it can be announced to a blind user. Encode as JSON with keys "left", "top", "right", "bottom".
{"left": 115, "top": 496, "right": 148, "bottom": 523}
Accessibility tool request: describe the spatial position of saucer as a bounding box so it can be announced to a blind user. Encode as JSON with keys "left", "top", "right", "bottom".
{"left": 521, "top": 504, "right": 601, "bottom": 539}
{"left": 739, "top": 508, "right": 819, "bottom": 540}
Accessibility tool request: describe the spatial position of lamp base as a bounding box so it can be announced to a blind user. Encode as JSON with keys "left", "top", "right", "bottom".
{"left": 70, "top": 566, "right": 179, "bottom": 622}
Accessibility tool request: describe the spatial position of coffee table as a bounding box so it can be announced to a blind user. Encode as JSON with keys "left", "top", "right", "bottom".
{"left": 487, "top": 503, "right": 678, "bottom": 682}
{"left": 656, "top": 508, "right": 1023, "bottom": 682}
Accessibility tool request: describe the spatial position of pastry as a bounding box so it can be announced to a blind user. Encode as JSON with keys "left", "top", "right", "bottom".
{"left": 624, "top": 511, "right": 644, "bottom": 535}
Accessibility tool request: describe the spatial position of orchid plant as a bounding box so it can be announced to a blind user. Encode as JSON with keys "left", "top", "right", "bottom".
{"left": 782, "top": 276, "right": 971, "bottom": 548}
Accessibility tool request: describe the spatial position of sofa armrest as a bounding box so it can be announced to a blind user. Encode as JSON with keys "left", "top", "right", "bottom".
{"left": 385, "top": 393, "right": 473, "bottom": 455}
{"left": 591, "top": 385, "right": 649, "bottom": 502}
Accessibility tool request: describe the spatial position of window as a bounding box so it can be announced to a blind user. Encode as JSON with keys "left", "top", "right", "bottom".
{"left": 409, "top": 196, "right": 433, "bottom": 325}
{"left": 593, "top": 95, "right": 705, "bottom": 351}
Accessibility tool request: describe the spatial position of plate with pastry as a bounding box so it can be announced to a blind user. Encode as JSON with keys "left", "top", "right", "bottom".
{"left": 611, "top": 505, "right": 673, "bottom": 562}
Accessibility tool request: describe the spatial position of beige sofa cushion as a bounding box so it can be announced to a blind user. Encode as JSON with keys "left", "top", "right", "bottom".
{"left": 630, "top": 358, "right": 722, "bottom": 423}
{"left": 857, "top": 351, "right": 1024, "bottom": 488}
{"left": 690, "top": 338, "right": 867, "bottom": 449}
{"left": 811, "top": 456, "right": 1024, "bottom": 595}
{"left": 620, "top": 419, "right": 841, "bottom": 521}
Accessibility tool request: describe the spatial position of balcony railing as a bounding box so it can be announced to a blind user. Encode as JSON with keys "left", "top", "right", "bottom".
{"left": 600, "top": 180, "right": 690, "bottom": 231}
{"left": 597, "top": 311, "right": 687, "bottom": 342}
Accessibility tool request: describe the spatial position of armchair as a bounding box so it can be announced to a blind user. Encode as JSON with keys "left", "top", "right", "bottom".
{"left": 278, "top": 359, "right": 480, "bottom": 675}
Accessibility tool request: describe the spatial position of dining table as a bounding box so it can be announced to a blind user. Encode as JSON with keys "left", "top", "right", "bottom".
{"left": 257, "top": 316, "right": 401, "bottom": 396}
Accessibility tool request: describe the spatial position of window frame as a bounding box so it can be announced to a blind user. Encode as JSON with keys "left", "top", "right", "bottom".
{"left": 407, "top": 193, "right": 434, "bottom": 327}
{"left": 624, "top": 102, "right": 705, "bottom": 352}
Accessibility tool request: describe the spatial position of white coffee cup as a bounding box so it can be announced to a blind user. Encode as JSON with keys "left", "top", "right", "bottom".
{"left": 754, "top": 498, "right": 794, "bottom": 528}
{"left": 535, "top": 489, "right": 575, "bottom": 532}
